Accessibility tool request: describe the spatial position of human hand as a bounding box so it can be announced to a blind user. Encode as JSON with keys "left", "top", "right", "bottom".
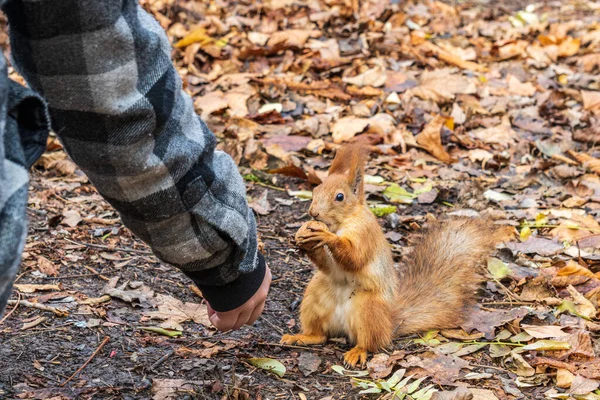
{"left": 206, "top": 265, "right": 272, "bottom": 331}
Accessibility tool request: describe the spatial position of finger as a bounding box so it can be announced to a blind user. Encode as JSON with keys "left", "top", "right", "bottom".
{"left": 209, "top": 313, "right": 236, "bottom": 332}
{"left": 206, "top": 303, "right": 216, "bottom": 318}
{"left": 247, "top": 299, "right": 266, "bottom": 325}
{"left": 232, "top": 308, "right": 253, "bottom": 331}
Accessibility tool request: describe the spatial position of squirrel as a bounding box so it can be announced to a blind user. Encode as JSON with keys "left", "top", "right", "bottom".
{"left": 280, "top": 143, "right": 513, "bottom": 367}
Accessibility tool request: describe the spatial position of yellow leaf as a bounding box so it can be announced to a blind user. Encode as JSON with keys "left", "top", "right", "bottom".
{"left": 175, "top": 27, "right": 213, "bottom": 49}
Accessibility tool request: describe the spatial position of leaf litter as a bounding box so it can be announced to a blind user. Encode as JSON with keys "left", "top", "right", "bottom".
{"left": 1, "top": 0, "right": 600, "bottom": 398}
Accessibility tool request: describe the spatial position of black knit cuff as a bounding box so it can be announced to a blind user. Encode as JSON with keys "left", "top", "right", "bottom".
{"left": 188, "top": 252, "right": 266, "bottom": 312}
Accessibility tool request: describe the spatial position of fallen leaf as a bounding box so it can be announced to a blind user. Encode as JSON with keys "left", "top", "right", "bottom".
{"left": 511, "top": 352, "right": 535, "bottom": 377}
{"left": 521, "top": 325, "right": 567, "bottom": 339}
{"left": 461, "top": 306, "right": 529, "bottom": 339}
{"left": 556, "top": 368, "right": 575, "bottom": 388}
{"left": 566, "top": 285, "right": 597, "bottom": 320}
{"left": 469, "top": 116, "right": 516, "bottom": 147}
{"left": 406, "top": 69, "right": 477, "bottom": 103}
{"left": 331, "top": 117, "right": 370, "bottom": 143}
{"left": 140, "top": 326, "right": 183, "bottom": 337}
{"left": 367, "top": 353, "right": 393, "bottom": 379}
{"left": 487, "top": 257, "right": 511, "bottom": 280}
{"left": 569, "top": 375, "right": 599, "bottom": 395}
{"left": 248, "top": 357, "right": 286, "bottom": 377}
{"left": 249, "top": 190, "right": 272, "bottom": 216}
{"left": 143, "top": 293, "right": 210, "bottom": 331}
{"left": 568, "top": 150, "right": 600, "bottom": 175}
{"left": 343, "top": 64, "right": 387, "bottom": 88}
{"left": 416, "top": 116, "right": 455, "bottom": 163}
{"left": 581, "top": 91, "right": 600, "bottom": 115}
{"left": 267, "top": 29, "right": 313, "bottom": 48}
{"left": 13, "top": 284, "right": 61, "bottom": 293}
{"left": 298, "top": 352, "right": 322, "bottom": 377}
{"left": 507, "top": 237, "right": 564, "bottom": 257}
{"left": 102, "top": 277, "right": 155, "bottom": 308}
{"left": 522, "top": 340, "right": 571, "bottom": 351}
{"left": 37, "top": 255, "right": 59, "bottom": 277}
{"left": 400, "top": 351, "right": 470, "bottom": 385}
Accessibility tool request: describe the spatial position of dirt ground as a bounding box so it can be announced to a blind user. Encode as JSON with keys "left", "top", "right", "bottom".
{"left": 1, "top": 0, "right": 600, "bottom": 399}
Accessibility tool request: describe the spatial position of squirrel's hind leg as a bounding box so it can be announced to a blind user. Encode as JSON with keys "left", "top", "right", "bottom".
{"left": 344, "top": 293, "right": 394, "bottom": 368}
{"left": 281, "top": 273, "right": 330, "bottom": 346}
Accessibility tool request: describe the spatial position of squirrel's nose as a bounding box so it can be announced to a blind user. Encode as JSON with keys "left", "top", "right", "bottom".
{"left": 309, "top": 208, "right": 319, "bottom": 218}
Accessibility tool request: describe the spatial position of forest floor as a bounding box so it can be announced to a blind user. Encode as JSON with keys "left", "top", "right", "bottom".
{"left": 0, "top": 0, "right": 599, "bottom": 399}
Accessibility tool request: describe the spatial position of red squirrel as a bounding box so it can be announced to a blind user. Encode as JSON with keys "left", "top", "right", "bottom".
{"left": 281, "top": 143, "right": 512, "bottom": 367}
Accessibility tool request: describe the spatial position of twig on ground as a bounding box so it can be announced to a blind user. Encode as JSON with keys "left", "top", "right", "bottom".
{"left": 60, "top": 336, "right": 110, "bottom": 387}
{"left": 0, "top": 291, "right": 21, "bottom": 324}
{"left": 260, "top": 316, "right": 285, "bottom": 335}
{"left": 150, "top": 349, "right": 175, "bottom": 371}
{"left": 6, "top": 299, "right": 68, "bottom": 317}
{"left": 63, "top": 238, "right": 153, "bottom": 255}
{"left": 82, "top": 265, "right": 110, "bottom": 281}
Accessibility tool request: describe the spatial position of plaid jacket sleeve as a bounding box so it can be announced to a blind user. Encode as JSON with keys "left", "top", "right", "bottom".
{"left": 2, "top": 0, "right": 265, "bottom": 312}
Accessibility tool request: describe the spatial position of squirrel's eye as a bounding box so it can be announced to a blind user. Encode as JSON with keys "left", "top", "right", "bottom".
{"left": 335, "top": 193, "right": 345, "bottom": 202}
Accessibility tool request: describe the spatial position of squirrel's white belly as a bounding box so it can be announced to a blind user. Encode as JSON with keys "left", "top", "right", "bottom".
{"left": 324, "top": 277, "right": 358, "bottom": 342}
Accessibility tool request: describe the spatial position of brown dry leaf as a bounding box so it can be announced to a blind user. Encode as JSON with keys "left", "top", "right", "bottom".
{"left": 511, "top": 352, "right": 535, "bottom": 377}
{"left": 566, "top": 285, "right": 597, "bottom": 320}
{"left": 431, "top": 387, "right": 473, "bottom": 400}
{"left": 558, "top": 37, "right": 581, "bottom": 57}
{"left": 401, "top": 351, "right": 470, "bottom": 385}
{"left": 267, "top": 29, "right": 315, "bottom": 48}
{"left": 578, "top": 53, "right": 600, "bottom": 72}
{"left": 331, "top": 116, "right": 370, "bottom": 143}
{"left": 298, "top": 352, "right": 322, "bottom": 377}
{"left": 343, "top": 63, "right": 387, "bottom": 88}
{"left": 440, "top": 329, "right": 484, "bottom": 341}
{"left": 468, "top": 116, "right": 516, "bottom": 147}
{"left": 568, "top": 150, "right": 600, "bottom": 175}
{"left": 62, "top": 209, "right": 82, "bottom": 228}
{"left": 581, "top": 91, "right": 600, "bottom": 115}
{"left": 521, "top": 324, "right": 567, "bottom": 339}
{"left": 248, "top": 190, "right": 272, "bottom": 216}
{"left": 406, "top": 69, "right": 477, "bottom": 104}
{"left": 569, "top": 375, "right": 599, "bottom": 395}
{"left": 557, "top": 368, "right": 575, "bottom": 388}
{"left": 151, "top": 379, "right": 205, "bottom": 400}
{"left": 550, "top": 214, "right": 600, "bottom": 243}
{"left": 519, "top": 278, "right": 554, "bottom": 302}
{"left": 460, "top": 306, "right": 529, "bottom": 339}
{"left": 419, "top": 41, "right": 487, "bottom": 72}
{"left": 507, "top": 75, "right": 536, "bottom": 97}
{"left": 143, "top": 293, "right": 210, "bottom": 331}
{"left": 416, "top": 116, "right": 455, "bottom": 163}
{"left": 37, "top": 255, "right": 59, "bottom": 277}
{"left": 498, "top": 40, "right": 528, "bottom": 60}
{"left": 102, "top": 277, "right": 155, "bottom": 308}
{"left": 194, "top": 90, "right": 229, "bottom": 119}
{"left": 262, "top": 135, "right": 311, "bottom": 153}
{"left": 367, "top": 353, "right": 393, "bottom": 379}
{"left": 507, "top": 237, "right": 564, "bottom": 257}
{"left": 13, "top": 284, "right": 61, "bottom": 293}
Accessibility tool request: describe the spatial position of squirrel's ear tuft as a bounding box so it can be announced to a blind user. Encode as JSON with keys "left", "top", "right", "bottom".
{"left": 329, "top": 143, "right": 369, "bottom": 199}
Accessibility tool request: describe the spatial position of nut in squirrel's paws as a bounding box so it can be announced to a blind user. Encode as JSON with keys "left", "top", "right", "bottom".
{"left": 343, "top": 347, "right": 368, "bottom": 368}
{"left": 295, "top": 220, "right": 334, "bottom": 251}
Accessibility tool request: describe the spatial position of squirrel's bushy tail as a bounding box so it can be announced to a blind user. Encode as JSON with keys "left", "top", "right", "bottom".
{"left": 394, "top": 217, "right": 512, "bottom": 335}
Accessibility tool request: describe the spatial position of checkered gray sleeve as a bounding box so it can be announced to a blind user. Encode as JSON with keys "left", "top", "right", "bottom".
{"left": 2, "top": 0, "right": 264, "bottom": 312}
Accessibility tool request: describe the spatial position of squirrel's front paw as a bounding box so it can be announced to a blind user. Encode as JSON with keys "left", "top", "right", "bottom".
{"left": 343, "top": 347, "right": 368, "bottom": 369}
{"left": 280, "top": 333, "right": 327, "bottom": 346}
{"left": 295, "top": 221, "right": 335, "bottom": 251}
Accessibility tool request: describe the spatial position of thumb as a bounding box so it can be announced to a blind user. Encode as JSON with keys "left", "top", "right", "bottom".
{"left": 205, "top": 302, "right": 216, "bottom": 318}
